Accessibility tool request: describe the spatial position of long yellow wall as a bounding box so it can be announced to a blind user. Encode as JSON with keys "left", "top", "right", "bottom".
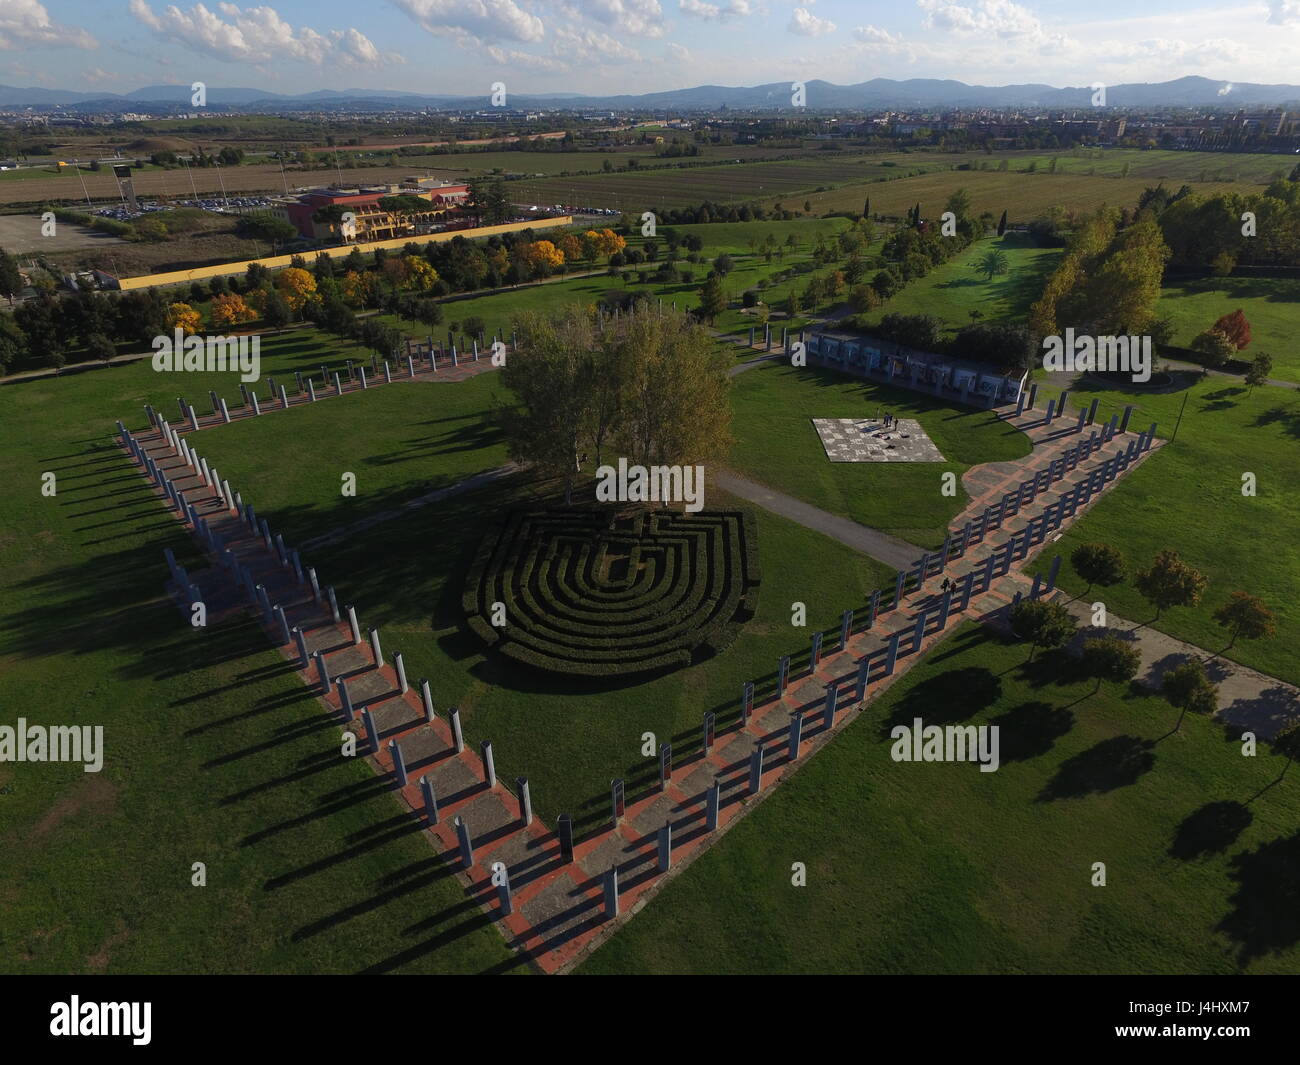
{"left": 115, "top": 217, "right": 575, "bottom": 291}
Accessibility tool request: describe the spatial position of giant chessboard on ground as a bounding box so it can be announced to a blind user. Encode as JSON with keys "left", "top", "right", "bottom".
{"left": 811, "top": 418, "right": 947, "bottom": 462}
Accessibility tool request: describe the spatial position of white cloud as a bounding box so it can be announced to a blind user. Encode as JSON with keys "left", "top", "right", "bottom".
{"left": 678, "top": 0, "right": 753, "bottom": 19}
{"left": 485, "top": 44, "right": 568, "bottom": 71}
{"left": 0, "top": 0, "right": 96, "bottom": 50}
{"left": 128, "top": 2, "right": 391, "bottom": 65}
{"left": 1266, "top": 0, "right": 1300, "bottom": 23}
{"left": 393, "top": 0, "right": 545, "bottom": 43}
{"left": 853, "top": 24, "right": 902, "bottom": 46}
{"left": 788, "top": 7, "right": 836, "bottom": 36}
{"left": 566, "top": 0, "right": 666, "bottom": 38}
{"left": 553, "top": 26, "right": 642, "bottom": 61}
{"left": 666, "top": 41, "right": 693, "bottom": 62}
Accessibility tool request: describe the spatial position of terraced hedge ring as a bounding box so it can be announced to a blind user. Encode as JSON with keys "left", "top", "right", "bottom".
{"left": 464, "top": 507, "right": 761, "bottom": 678}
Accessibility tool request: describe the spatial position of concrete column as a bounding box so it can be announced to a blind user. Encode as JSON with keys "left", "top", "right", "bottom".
{"left": 557, "top": 814, "right": 574, "bottom": 864}
{"left": 705, "top": 779, "right": 720, "bottom": 832}
{"left": 273, "top": 605, "right": 291, "bottom": 645}
{"left": 346, "top": 605, "right": 361, "bottom": 645}
{"left": 394, "top": 651, "right": 408, "bottom": 693}
{"left": 384, "top": 361, "right": 392, "bottom": 384}
{"left": 292, "top": 626, "right": 309, "bottom": 667}
{"left": 1119, "top": 404, "right": 1134, "bottom": 434}
{"left": 314, "top": 651, "right": 331, "bottom": 695}
{"left": 279, "top": 385, "right": 289, "bottom": 410}
{"left": 840, "top": 607, "right": 854, "bottom": 650}
{"left": 1046, "top": 554, "right": 1062, "bottom": 593}
{"left": 856, "top": 657, "right": 871, "bottom": 702}
{"left": 659, "top": 742, "right": 672, "bottom": 791}
{"left": 658, "top": 823, "right": 673, "bottom": 873}
{"left": 611, "top": 778, "right": 625, "bottom": 824}
{"left": 359, "top": 368, "right": 368, "bottom": 390}
{"left": 894, "top": 569, "right": 906, "bottom": 609}
{"left": 604, "top": 868, "right": 620, "bottom": 919}
{"left": 703, "top": 711, "right": 716, "bottom": 751}
{"left": 937, "top": 587, "right": 953, "bottom": 629}
{"left": 481, "top": 740, "right": 496, "bottom": 787}
{"left": 219, "top": 398, "right": 231, "bottom": 423}
{"left": 741, "top": 680, "right": 754, "bottom": 725}
{"left": 788, "top": 711, "right": 804, "bottom": 760}
{"left": 1030, "top": 573, "right": 1043, "bottom": 600}
{"left": 308, "top": 380, "right": 317, "bottom": 402}
{"left": 823, "top": 683, "right": 838, "bottom": 730}
{"left": 421, "top": 776, "right": 439, "bottom": 825}
{"left": 360, "top": 708, "right": 379, "bottom": 753}
{"left": 868, "top": 589, "right": 881, "bottom": 629}
{"left": 810, "top": 630, "right": 823, "bottom": 672}
{"left": 420, "top": 679, "right": 435, "bottom": 723}
{"left": 455, "top": 816, "right": 474, "bottom": 869}
{"left": 188, "top": 406, "right": 200, "bottom": 432}
{"left": 885, "top": 630, "right": 901, "bottom": 675}
{"left": 336, "top": 678, "right": 354, "bottom": 720}
{"left": 517, "top": 777, "right": 532, "bottom": 826}
{"left": 250, "top": 394, "right": 261, "bottom": 416}
{"left": 367, "top": 627, "right": 382, "bottom": 667}
{"left": 407, "top": 355, "right": 416, "bottom": 378}
{"left": 333, "top": 372, "right": 343, "bottom": 396}
{"left": 389, "top": 740, "right": 408, "bottom": 789}
{"left": 749, "top": 746, "right": 765, "bottom": 794}
{"left": 449, "top": 706, "right": 465, "bottom": 753}
{"left": 307, "top": 566, "right": 322, "bottom": 604}
{"left": 912, "top": 609, "right": 927, "bottom": 653}
{"left": 777, "top": 654, "right": 790, "bottom": 697}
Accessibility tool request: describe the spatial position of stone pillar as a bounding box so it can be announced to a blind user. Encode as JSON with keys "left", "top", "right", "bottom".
{"left": 1119, "top": 404, "right": 1134, "bottom": 434}
{"left": 219, "top": 398, "right": 231, "bottom": 423}
{"left": 788, "top": 711, "right": 804, "bottom": 760}
{"left": 868, "top": 589, "right": 881, "bottom": 629}
{"left": 1027, "top": 383, "right": 1038, "bottom": 410}
{"left": 741, "top": 680, "right": 754, "bottom": 726}
{"left": 777, "top": 654, "right": 790, "bottom": 697}
{"left": 326, "top": 585, "right": 340, "bottom": 624}
{"left": 333, "top": 372, "right": 343, "bottom": 396}
{"left": 611, "top": 778, "right": 625, "bottom": 824}
{"left": 517, "top": 777, "right": 532, "bottom": 826}
{"left": 481, "top": 740, "right": 496, "bottom": 788}
{"left": 937, "top": 587, "right": 953, "bottom": 629}
{"left": 394, "top": 651, "right": 408, "bottom": 693}
{"left": 384, "top": 361, "right": 392, "bottom": 384}
{"left": 421, "top": 776, "right": 439, "bottom": 825}
{"left": 557, "top": 814, "right": 574, "bottom": 864}
{"left": 308, "top": 380, "right": 317, "bottom": 403}
{"left": 273, "top": 605, "right": 292, "bottom": 645}
{"left": 314, "top": 651, "right": 331, "bottom": 694}
{"left": 358, "top": 368, "right": 368, "bottom": 390}
{"left": 347, "top": 605, "right": 362, "bottom": 645}
{"left": 603, "top": 868, "right": 618, "bottom": 915}
{"left": 389, "top": 740, "right": 408, "bottom": 789}
{"left": 455, "top": 816, "right": 474, "bottom": 869}
{"left": 823, "top": 682, "right": 838, "bottom": 730}
{"left": 659, "top": 742, "right": 672, "bottom": 791}
{"left": 250, "top": 394, "right": 261, "bottom": 417}
{"left": 360, "top": 708, "right": 379, "bottom": 754}
{"left": 702, "top": 711, "right": 716, "bottom": 751}
{"left": 406, "top": 355, "right": 416, "bottom": 378}
{"left": 894, "top": 569, "right": 906, "bottom": 609}
{"left": 658, "top": 823, "right": 673, "bottom": 873}
{"left": 1143, "top": 423, "right": 1157, "bottom": 451}
{"left": 1075, "top": 407, "right": 1087, "bottom": 434}
{"left": 884, "top": 630, "right": 901, "bottom": 676}
{"left": 420, "top": 679, "right": 435, "bottom": 723}
{"left": 840, "top": 607, "right": 854, "bottom": 650}
{"left": 856, "top": 657, "right": 871, "bottom": 702}
{"left": 336, "top": 678, "right": 354, "bottom": 721}
{"left": 450, "top": 707, "right": 465, "bottom": 753}
{"left": 749, "top": 746, "right": 765, "bottom": 794}
{"left": 367, "top": 627, "right": 382, "bottom": 667}
{"left": 810, "top": 630, "right": 823, "bottom": 672}
{"left": 705, "top": 779, "right": 720, "bottom": 832}
{"left": 912, "top": 609, "right": 927, "bottom": 653}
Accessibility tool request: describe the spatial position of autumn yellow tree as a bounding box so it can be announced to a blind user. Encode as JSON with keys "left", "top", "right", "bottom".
{"left": 584, "top": 228, "right": 626, "bottom": 261}
{"left": 341, "top": 269, "right": 378, "bottom": 308}
{"left": 275, "top": 267, "right": 317, "bottom": 314}
{"left": 165, "top": 302, "right": 201, "bottom": 336}
{"left": 557, "top": 233, "right": 583, "bottom": 263}
{"left": 407, "top": 257, "right": 440, "bottom": 292}
{"left": 209, "top": 292, "right": 257, "bottom": 329}
{"left": 515, "top": 239, "right": 565, "bottom": 278}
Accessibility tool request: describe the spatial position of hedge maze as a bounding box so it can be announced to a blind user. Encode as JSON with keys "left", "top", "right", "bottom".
{"left": 464, "top": 507, "right": 761, "bottom": 678}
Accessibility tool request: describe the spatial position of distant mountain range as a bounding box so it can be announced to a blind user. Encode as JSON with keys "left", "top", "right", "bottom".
{"left": 2, "top": 76, "right": 1299, "bottom": 112}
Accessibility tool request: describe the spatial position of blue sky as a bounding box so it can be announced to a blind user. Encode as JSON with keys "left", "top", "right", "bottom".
{"left": 2, "top": 0, "right": 1299, "bottom": 96}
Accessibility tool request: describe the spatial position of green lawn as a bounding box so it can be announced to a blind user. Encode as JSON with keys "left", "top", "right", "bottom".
{"left": 0, "top": 354, "right": 519, "bottom": 974}
{"left": 856, "top": 234, "right": 1062, "bottom": 336}
{"left": 582, "top": 622, "right": 1300, "bottom": 974}
{"left": 1159, "top": 276, "right": 1300, "bottom": 384}
{"left": 726, "top": 359, "right": 1032, "bottom": 548}
{"left": 1026, "top": 373, "right": 1300, "bottom": 687}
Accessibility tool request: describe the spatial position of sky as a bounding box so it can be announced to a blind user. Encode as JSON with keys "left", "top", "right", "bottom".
{"left": 1, "top": 0, "right": 1299, "bottom": 97}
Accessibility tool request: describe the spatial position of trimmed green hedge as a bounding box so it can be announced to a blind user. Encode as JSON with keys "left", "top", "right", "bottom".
{"left": 463, "top": 506, "right": 761, "bottom": 678}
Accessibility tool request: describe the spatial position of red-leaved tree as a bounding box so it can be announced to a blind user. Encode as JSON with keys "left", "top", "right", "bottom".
{"left": 1211, "top": 309, "right": 1252, "bottom": 350}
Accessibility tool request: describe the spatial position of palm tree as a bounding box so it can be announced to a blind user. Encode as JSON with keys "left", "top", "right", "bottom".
{"left": 974, "top": 248, "right": 1009, "bottom": 282}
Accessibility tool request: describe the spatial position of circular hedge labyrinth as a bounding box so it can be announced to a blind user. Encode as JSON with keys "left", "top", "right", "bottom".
{"left": 463, "top": 508, "right": 761, "bottom": 678}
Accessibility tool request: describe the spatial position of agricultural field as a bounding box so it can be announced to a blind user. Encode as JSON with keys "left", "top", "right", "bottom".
{"left": 581, "top": 621, "right": 1300, "bottom": 975}
{"left": 1158, "top": 275, "right": 1300, "bottom": 384}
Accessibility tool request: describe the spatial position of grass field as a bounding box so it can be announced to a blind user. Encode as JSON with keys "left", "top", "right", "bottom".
{"left": 726, "top": 360, "right": 1032, "bottom": 548}
{"left": 1026, "top": 372, "right": 1300, "bottom": 688}
{"left": 0, "top": 351, "right": 520, "bottom": 974}
{"left": 856, "top": 233, "right": 1061, "bottom": 336}
{"left": 580, "top": 622, "right": 1300, "bottom": 974}
{"left": 1159, "top": 276, "right": 1300, "bottom": 383}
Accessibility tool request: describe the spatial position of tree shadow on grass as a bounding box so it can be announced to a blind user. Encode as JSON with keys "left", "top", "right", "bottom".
{"left": 1036, "top": 735, "right": 1155, "bottom": 801}
{"left": 879, "top": 664, "right": 1002, "bottom": 737}
{"left": 990, "top": 700, "right": 1075, "bottom": 764}
{"left": 1216, "top": 829, "right": 1300, "bottom": 965}
{"left": 1169, "top": 800, "right": 1252, "bottom": 861}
